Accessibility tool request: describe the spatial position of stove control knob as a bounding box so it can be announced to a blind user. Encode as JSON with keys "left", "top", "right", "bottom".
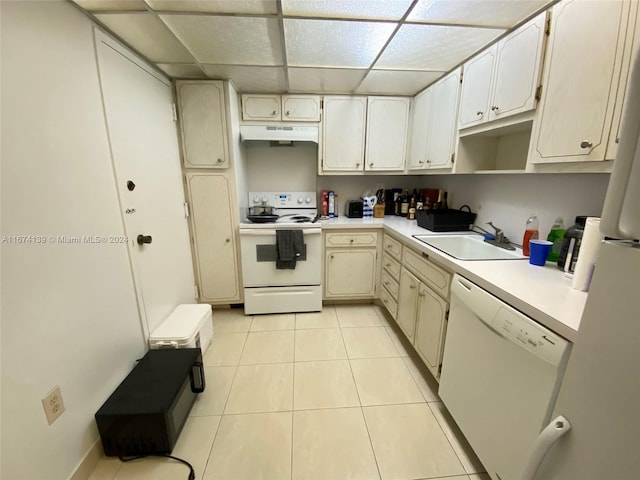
{"left": 297, "top": 197, "right": 304, "bottom": 204}
{"left": 305, "top": 197, "right": 312, "bottom": 204}
{"left": 253, "top": 196, "right": 260, "bottom": 204}
{"left": 261, "top": 196, "right": 268, "bottom": 203}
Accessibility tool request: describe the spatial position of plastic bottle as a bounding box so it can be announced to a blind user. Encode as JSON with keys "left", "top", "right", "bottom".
{"left": 522, "top": 213, "right": 539, "bottom": 257}
{"left": 557, "top": 216, "right": 588, "bottom": 272}
{"left": 546, "top": 217, "right": 565, "bottom": 263}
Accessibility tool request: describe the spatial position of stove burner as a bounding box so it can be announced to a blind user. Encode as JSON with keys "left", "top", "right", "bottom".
{"left": 289, "top": 216, "right": 312, "bottom": 223}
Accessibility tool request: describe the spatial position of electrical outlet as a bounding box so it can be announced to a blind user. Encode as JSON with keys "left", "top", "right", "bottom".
{"left": 42, "top": 386, "right": 65, "bottom": 425}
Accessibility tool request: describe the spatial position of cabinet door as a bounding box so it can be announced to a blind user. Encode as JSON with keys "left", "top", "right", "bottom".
{"left": 408, "top": 88, "right": 433, "bottom": 170}
{"left": 530, "top": 0, "right": 630, "bottom": 163}
{"left": 427, "top": 69, "right": 461, "bottom": 169}
{"left": 177, "top": 81, "right": 229, "bottom": 168}
{"left": 365, "top": 96, "right": 409, "bottom": 171}
{"left": 187, "top": 173, "right": 241, "bottom": 303}
{"left": 322, "top": 96, "right": 366, "bottom": 172}
{"left": 489, "top": 12, "right": 546, "bottom": 122}
{"left": 242, "top": 94, "right": 281, "bottom": 121}
{"left": 282, "top": 95, "right": 320, "bottom": 121}
{"left": 414, "top": 284, "right": 448, "bottom": 379}
{"left": 458, "top": 46, "right": 496, "bottom": 128}
{"left": 324, "top": 249, "right": 376, "bottom": 298}
{"left": 396, "top": 268, "right": 419, "bottom": 342}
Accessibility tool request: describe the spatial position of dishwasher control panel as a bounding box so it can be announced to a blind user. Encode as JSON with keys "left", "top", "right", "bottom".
{"left": 493, "top": 306, "right": 569, "bottom": 366}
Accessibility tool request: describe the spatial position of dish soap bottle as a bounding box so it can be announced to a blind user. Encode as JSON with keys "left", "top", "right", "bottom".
{"left": 546, "top": 217, "right": 565, "bottom": 263}
{"left": 522, "top": 213, "right": 539, "bottom": 257}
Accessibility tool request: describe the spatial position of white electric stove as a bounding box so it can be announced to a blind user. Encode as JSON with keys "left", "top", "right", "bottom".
{"left": 239, "top": 192, "right": 322, "bottom": 314}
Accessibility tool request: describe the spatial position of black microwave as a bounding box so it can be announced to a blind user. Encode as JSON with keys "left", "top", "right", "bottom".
{"left": 95, "top": 348, "right": 205, "bottom": 457}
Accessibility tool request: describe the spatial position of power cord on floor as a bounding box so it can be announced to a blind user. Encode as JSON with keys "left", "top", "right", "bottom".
{"left": 119, "top": 454, "right": 195, "bottom": 480}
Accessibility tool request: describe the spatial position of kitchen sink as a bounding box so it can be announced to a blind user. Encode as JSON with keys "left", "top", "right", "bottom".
{"left": 413, "top": 234, "right": 526, "bottom": 261}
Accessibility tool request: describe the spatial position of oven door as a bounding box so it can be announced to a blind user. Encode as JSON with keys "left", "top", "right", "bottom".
{"left": 240, "top": 228, "right": 321, "bottom": 287}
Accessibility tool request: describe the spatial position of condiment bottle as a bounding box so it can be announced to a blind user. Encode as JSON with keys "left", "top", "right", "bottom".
{"left": 557, "top": 216, "right": 587, "bottom": 272}
{"left": 522, "top": 213, "right": 539, "bottom": 257}
{"left": 546, "top": 217, "right": 565, "bottom": 263}
{"left": 400, "top": 190, "right": 409, "bottom": 217}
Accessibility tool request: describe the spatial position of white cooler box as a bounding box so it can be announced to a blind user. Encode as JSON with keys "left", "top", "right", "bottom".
{"left": 149, "top": 304, "right": 213, "bottom": 354}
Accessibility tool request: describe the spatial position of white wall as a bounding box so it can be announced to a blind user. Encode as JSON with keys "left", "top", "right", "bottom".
{"left": 1, "top": 2, "right": 145, "bottom": 478}
{"left": 246, "top": 142, "right": 318, "bottom": 193}
{"left": 318, "top": 173, "right": 610, "bottom": 241}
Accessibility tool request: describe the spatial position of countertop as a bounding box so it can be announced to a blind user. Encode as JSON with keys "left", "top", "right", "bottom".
{"left": 318, "top": 216, "right": 588, "bottom": 341}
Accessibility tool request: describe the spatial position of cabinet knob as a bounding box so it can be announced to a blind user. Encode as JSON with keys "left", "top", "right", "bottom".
{"left": 426, "top": 159, "right": 431, "bottom": 164}
{"left": 476, "top": 111, "right": 483, "bottom": 116}
{"left": 421, "top": 252, "right": 429, "bottom": 259}
{"left": 382, "top": 299, "right": 388, "bottom": 304}
{"left": 271, "top": 110, "right": 277, "bottom": 116}
{"left": 225, "top": 238, "right": 230, "bottom": 243}
{"left": 385, "top": 263, "right": 391, "bottom": 267}
{"left": 384, "top": 281, "right": 389, "bottom": 286}
{"left": 409, "top": 284, "right": 416, "bottom": 290}
{"left": 216, "top": 158, "right": 223, "bottom": 164}
{"left": 285, "top": 110, "right": 290, "bottom": 116}
{"left": 491, "top": 105, "right": 499, "bottom": 112}
{"left": 418, "top": 160, "right": 424, "bottom": 165}
{"left": 419, "top": 292, "right": 425, "bottom": 298}
{"left": 330, "top": 254, "right": 334, "bottom": 259}
{"left": 356, "top": 162, "right": 360, "bottom": 167}
{"left": 580, "top": 141, "right": 593, "bottom": 149}
{"left": 369, "top": 163, "right": 374, "bottom": 167}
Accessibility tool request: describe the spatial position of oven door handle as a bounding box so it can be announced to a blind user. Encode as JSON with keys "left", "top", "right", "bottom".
{"left": 239, "top": 229, "right": 321, "bottom": 236}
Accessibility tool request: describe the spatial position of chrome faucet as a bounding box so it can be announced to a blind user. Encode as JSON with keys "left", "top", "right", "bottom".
{"left": 486, "top": 222, "right": 505, "bottom": 243}
{"left": 484, "top": 222, "right": 516, "bottom": 251}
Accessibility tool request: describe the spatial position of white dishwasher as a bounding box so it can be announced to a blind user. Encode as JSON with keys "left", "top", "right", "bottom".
{"left": 439, "top": 274, "right": 571, "bottom": 480}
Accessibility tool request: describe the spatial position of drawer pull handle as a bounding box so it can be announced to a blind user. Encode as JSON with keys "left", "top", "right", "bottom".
{"left": 385, "top": 263, "right": 391, "bottom": 267}
{"left": 421, "top": 252, "right": 429, "bottom": 259}
{"left": 350, "top": 239, "right": 354, "bottom": 243}
{"left": 410, "top": 284, "right": 416, "bottom": 290}
{"left": 383, "top": 299, "right": 388, "bottom": 304}
{"left": 384, "top": 281, "right": 389, "bottom": 286}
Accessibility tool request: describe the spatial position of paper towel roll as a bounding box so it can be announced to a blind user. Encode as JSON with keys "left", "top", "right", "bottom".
{"left": 572, "top": 217, "right": 604, "bottom": 291}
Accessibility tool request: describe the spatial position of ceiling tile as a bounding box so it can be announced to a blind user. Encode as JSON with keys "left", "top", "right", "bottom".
{"left": 95, "top": 13, "right": 194, "bottom": 63}
{"left": 161, "top": 15, "right": 283, "bottom": 65}
{"left": 201, "top": 65, "right": 287, "bottom": 92}
{"left": 407, "top": 0, "right": 552, "bottom": 28}
{"left": 375, "top": 23, "right": 504, "bottom": 71}
{"left": 73, "top": 0, "right": 147, "bottom": 11}
{"left": 284, "top": 19, "right": 396, "bottom": 68}
{"left": 156, "top": 63, "right": 207, "bottom": 78}
{"left": 282, "top": 0, "right": 413, "bottom": 21}
{"left": 145, "top": 0, "right": 278, "bottom": 14}
{"left": 356, "top": 70, "right": 445, "bottom": 95}
{"left": 288, "top": 68, "right": 367, "bottom": 93}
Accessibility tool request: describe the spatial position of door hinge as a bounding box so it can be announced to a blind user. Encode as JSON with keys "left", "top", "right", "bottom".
{"left": 450, "top": 153, "right": 455, "bottom": 165}
{"left": 459, "top": 72, "right": 463, "bottom": 84}
{"left": 183, "top": 202, "right": 190, "bottom": 218}
{"left": 438, "top": 364, "right": 443, "bottom": 376}
{"left": 171, "top": 103, "right": 177, "bottom": 121}
{"left": 535, "top": 85, "right": 543, "bottom": 102}
{"left": 545, "top": 17, "right": 551, "bottom": 36}
{"left": 193, "top": 285, "right": 199, "bottom": 299}
{"left": 445, "top": 310, "right": 450, "bottom": 321}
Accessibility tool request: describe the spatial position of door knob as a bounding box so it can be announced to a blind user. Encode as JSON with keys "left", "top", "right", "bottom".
{"left": 137, "top": 235, "right": 152, "bottom": 246}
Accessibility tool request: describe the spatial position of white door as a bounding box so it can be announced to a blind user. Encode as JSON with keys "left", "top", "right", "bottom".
{"left": 365, "top": 96, "right": 409, "bottom": 171}
{"left": 408, "top": 88, "right": 433, "bottom": 170}
{"left": 489, "top": 12, "right": 546, "bottom": 121}
{"left": 458, "top": 46, "right": 496, "bottom": 128}
{"left": 322, "top": 96, "right": 366, "bottom": 172}
{"left": 428, "top": 69, "right": 461, "bottom": 169}
{"left": 530, "top": 0, "right": 629, "bottom": 163}
{"left": 414, "top": 284, "right": 448, "bottom": 379}
{"left": 324, "top": 249, "right": 376, "bottom": 298}
{"left": 95, "top": 31, "right": 195, "bottom": 336}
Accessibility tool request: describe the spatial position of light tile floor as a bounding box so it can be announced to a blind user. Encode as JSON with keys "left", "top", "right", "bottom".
{"left": 89, "top": 304, "right": 489, "bottom": 480}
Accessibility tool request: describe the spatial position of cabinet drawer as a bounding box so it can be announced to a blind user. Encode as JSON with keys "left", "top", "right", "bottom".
{"left": 383, "top": 234, "right": 402, "bottom": 260}
{"left": 325, "top": 231, "right": 378, "bottom": 247}
{"left": 379, "top": 286, "right": 398, "bottom": 320}
{"left": 381, "top": 269, "right": 399, "bottom": 299}
{"left": 403, "top": 248, "right": 452, "bottom": 299}
{"left": 382, "top": 253, "right": 401, "bottom": 281}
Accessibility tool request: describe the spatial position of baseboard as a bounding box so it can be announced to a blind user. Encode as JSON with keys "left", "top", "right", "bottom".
{"left": 69, "top": 438, "right": 103, "bottom": 480}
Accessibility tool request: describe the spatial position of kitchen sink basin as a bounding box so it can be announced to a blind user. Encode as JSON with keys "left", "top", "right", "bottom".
{"left": 413, "top": 234, "right": 527, "bottom": 261}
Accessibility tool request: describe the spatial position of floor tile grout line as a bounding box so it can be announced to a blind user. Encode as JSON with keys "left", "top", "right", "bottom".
{"left": 359, "top": 405, "right": 384, "bottom": 480}
{"left": 291, "top": 316, "right": 297, "bottom": 480}
{"left": 426, "top": 402, "right": 477, "bottom": 476}
{"left": 200, "top": 412, "right": 224, "bottom": 480}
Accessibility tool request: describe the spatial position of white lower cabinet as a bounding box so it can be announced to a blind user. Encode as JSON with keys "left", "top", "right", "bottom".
{"left": 187, "top": 172, "right": 241, "bottom": 304}
{"left": 324, "top": 231, "right": 378, "bottom": 299}
{"left": 390, "top": 247, "right": 451, "bottom": 380}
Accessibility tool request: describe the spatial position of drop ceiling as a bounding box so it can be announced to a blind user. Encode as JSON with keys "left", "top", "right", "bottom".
{"left": 72, "top": 0, "right": 556, "bottom": 95}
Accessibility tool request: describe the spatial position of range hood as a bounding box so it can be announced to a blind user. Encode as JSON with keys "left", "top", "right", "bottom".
{"left": 240, "top": 125, "right": 319, "bottom": 143}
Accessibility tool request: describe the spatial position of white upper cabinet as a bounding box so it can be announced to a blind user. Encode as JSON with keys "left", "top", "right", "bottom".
{"left": 489, "top": 12, "right": 546, "bottom": 121}
{"left": 241, "top": 94, "right": 281, "bottom": 121}
{"left": 427, "top": 68, "right": 461, "bottom": 169}
{"left": 322, "top": 96, "right": 367, "bottom": 172}
{"left": 407, "top": 88, "right": 433, "bottom": 170}
{"left": 458, "top": 12, "right": 546, "bottom": 129}
{"left": 458, "top": 47, "right": 496, "bottom": 128}
{"left": 529, "top": 0, "right": 634, "bottom": 164}
{"left": 241, "top": 94, "right": 320, "bottom": 122}
{"left": 176, "top": 81, "right": 229, "bottom": 169}
{"left": 282, "top": 95, "right": 321, "bottom": 121}
{"left": 365, "top": 96, "right": 410, "bottom": 171}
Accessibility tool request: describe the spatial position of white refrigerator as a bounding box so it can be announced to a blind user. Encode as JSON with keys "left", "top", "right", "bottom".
{"left": 522, "top": 49, "right": 640, "bottom": 479}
